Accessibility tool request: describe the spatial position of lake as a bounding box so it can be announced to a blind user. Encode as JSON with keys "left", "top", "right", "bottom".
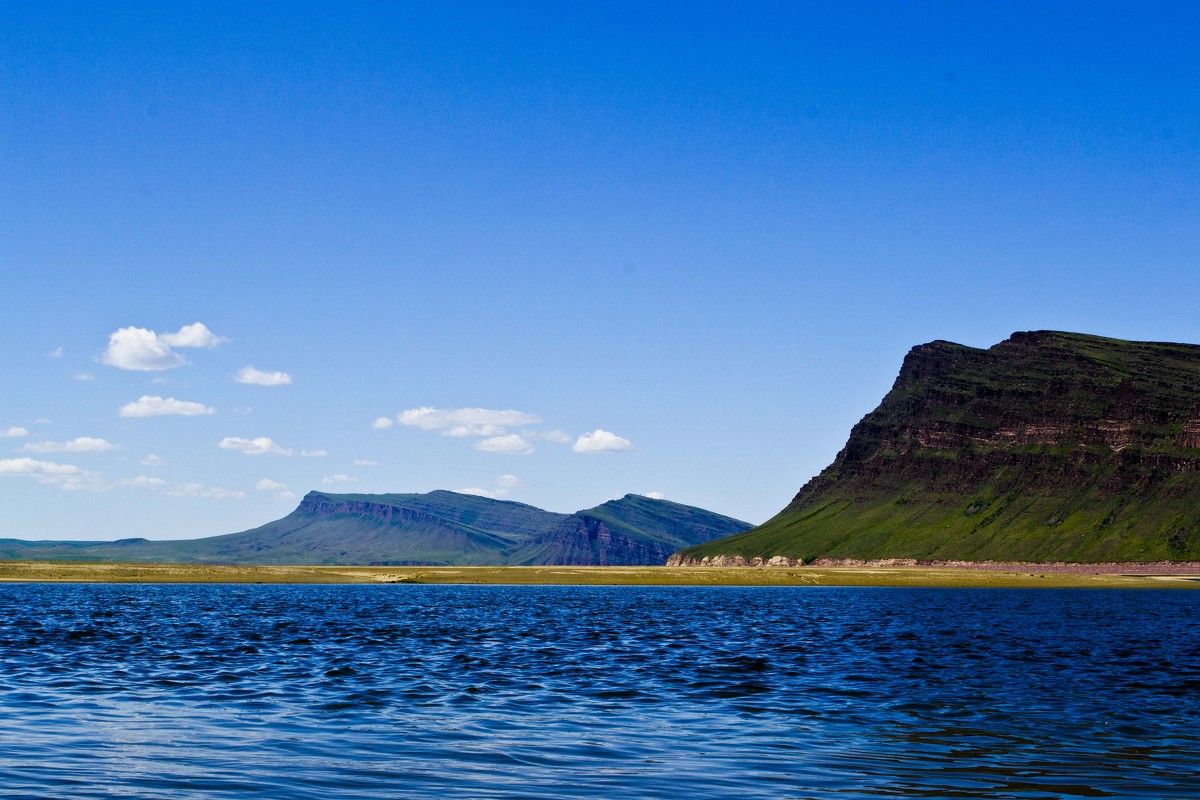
{"left": 0, "top": 584, "right": 1196, "bottom": 798}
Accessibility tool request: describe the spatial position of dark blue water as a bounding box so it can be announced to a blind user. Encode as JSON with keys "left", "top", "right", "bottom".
{"left": 0, "top": 585, "right": 1197, "bottom": 799}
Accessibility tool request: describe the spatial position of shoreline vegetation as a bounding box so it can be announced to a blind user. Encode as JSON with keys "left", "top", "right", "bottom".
{"left": 0, "top": 561, "right": 1198, "bottom": 588}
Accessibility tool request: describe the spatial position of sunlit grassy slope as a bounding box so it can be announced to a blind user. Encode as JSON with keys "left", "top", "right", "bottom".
{"left": 680, "top": 331, "right": 1200, "bottom": 563}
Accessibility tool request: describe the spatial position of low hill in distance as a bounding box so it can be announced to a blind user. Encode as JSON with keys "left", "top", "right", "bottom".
{"left": 0, "top": 491, "right": 751, "bottom": 567}
{"left": 675, "top": 330, "right": 1200, "bottom": 564}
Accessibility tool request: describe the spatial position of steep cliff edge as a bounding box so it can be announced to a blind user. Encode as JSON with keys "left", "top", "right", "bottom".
{"left": 675, "top": 331, "right": 1200, "bottom": 563}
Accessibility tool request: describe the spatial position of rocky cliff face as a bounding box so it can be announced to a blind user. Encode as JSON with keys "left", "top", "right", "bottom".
{"left": 676, "top": 331, "right": 1200, "bottom": 564}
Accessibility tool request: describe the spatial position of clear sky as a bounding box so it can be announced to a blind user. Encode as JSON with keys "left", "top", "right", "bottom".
{"left": 2, "top": 2, "right": 1198, "bottom": 540}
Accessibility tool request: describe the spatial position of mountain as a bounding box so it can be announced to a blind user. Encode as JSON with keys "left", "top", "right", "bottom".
{"left": 0, "top": 490, "right": 751, "bottom": 566}
{"left": 508, "top": 493, "right": 753, "bottom": 566}
{"left": 674, "top": 331, "right": 1200, "bottom": 564}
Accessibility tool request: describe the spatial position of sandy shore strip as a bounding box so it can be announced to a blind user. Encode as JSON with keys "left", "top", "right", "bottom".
{"left": 0, "top": 561, "right": 1197, "bottom": 588}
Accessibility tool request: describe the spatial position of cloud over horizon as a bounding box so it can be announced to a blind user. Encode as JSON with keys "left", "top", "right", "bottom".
{"left": 573, "top": 429, "right": 634, "bottom": 453}
{"left": 101, "top": 323, "right": 228, "bottom": 371}
{"left": 256, "top": 478, "right": 297, "bottom": 499}
{"left": 119, "top": 396, "right": 216, "bottom": 418}
{"left": 218, "top": 437, "right": 327, "bottom": 457}
{"left": 234, "top": 366, "right": 293, "bottom": 386}
{"left": 458, "top": 473, "right": 522, "bottom": 498}
{"left": 19, "top": 437, "right": 120, "bottom": 454}
{"left": 396, "top": 407, "right": 542, "bottom": 436}
{"left": 474, "top": 434, "right": 534, "bottom": 455}
{"left": 166, "top": 482, "right": 245, "bottom": 498}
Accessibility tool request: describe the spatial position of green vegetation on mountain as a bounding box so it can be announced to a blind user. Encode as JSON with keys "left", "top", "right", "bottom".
{"left": 0, "top": 491, "right": 749, "bottom": 566}
{"left": 677, "top": 331, "right": 1200, "bottom": 563}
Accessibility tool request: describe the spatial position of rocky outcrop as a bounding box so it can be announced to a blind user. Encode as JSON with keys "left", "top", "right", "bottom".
{"left": 676, "top": 331, "right": 1200, "bottom": 564}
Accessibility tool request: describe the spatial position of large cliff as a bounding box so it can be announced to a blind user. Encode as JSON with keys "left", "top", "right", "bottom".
{"left": 675, "top": 331, "right": 1200, "bottom": 564}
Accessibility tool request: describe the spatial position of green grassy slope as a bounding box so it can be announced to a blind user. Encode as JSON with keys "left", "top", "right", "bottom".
{"left": 679, "top": 331, "right": 1200, "bottom": 563}
{"left": 508, "top": 494, "right": 752, "bottom": 565}
{"left": 0, "top": 491, "right": 748, "bottom": 566}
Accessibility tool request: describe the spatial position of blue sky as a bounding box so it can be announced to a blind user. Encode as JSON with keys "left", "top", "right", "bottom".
{"left": 2, "top": 2, "right": 1198, "bottom": 539}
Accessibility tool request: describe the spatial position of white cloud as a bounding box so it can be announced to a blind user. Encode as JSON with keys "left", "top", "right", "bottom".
{"left": 49, "top": 346, "right": 63, "bottom": 358}
{"left": 34, "top": 419, "right": 52, "bottom": 425}
{"left": 645, "top": 491, "right": 666, "bottom": 500}
{"left": 160, "top": 323, "right": 227, "bottom": 349}
{"left": 458, "top": 473, "right": 523, "bottom": 498}
{"left": 372, "top": 416, "right": 395, "bottom": 429}
{"left": 322, "top": 474, "right": 357, "bottom": 484}
{"left": 397, "top": 407, "right": 542, "bottom": 436}
{"left": 474, "top": 434, "right": 534, "bottom": 455}
{"left": 535, "top": 430, "right": 573, "bottom": 443}
{"left": 19, "top": 437, "right": 120, "bottom": 454}
{"left": 117, "top": 476, "right": 167, "bottom": 489}
{"left": 1, "top": 427, "right": 29, "bottom": 438}
{"left": 573, "top": 429, "right": 634, "bottom": 454}
{"left": 255, "top": 478, "right": 295, "bottom": 499}
{"left": 140, "top": 454, "right": 166, "bottom": 466}
{"left": 74, "top": 373, "right": 95, "bottom": 382}
{"left": 353, "top": 459, "right": 378, "bottom": 466}
{"left": 101, "top": 323, "right": 227, "bottom": 371}
{"left": 234, "top": 366, "right": 293, "bottom": 386}
{"left": 444, "top": 424, "right": 506, "bottom": 438}
{"left": 218, "top": 437, "right": 326, "bottom": 457}
{"left": 166, "top": 482, "right": 245, "bottom": 499}
{"left": 0, "top": 457, "right": 105, "bottom": 491}
{"left": 119, "top": 396, "right": 215, "bottom": 418}
{"left": 0, "top": 458, "right": 84, "bottom": 479}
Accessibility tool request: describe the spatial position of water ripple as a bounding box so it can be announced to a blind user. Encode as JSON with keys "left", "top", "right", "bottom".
{"left": 0, "top": 585, "right": 1197, "bottom": 798}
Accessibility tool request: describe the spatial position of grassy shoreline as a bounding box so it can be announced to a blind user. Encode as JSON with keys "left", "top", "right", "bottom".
{"left": 0, "top": 561, "right": 1197, "bottom": 588}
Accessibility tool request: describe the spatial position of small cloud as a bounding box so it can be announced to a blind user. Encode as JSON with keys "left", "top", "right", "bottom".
{"left": 33, "top": 419, "right": 52, "bottom": 425}
{"left": 20, "top": 437, "right": 120, "bottom": 454}
{"left": 353, "top": 459, "right": 378, "bottom": 466}
{"left": 140, "top": 454, "right": 166, "bottom": 466}
{"left": 101, "top": 323, "right": 227, "bottom": 371}
{"left": 117, "top": 476, "right": 167, "bottom": 489}
{"left": 372, "top": 416, "right": 395, "bottom": 429}
{"left": 444, "top": 424, "right": 506, "bottom": 438}
{"left": 160, "top": 323, "right": 227, "bottom": 349}
{"left": 49, "top": 346, "right": 63, "bottom": 358}
{"left": 458, "top": 473, "right": 523, "bottom": 498}
{"left": 322, "top": 474, "right": 357, "bottom": 484}
{"left": 255, "top": 478, "right": 294, "bottom": 499}
{"left": 474, "top": 434, "right": 534, "bottom": 455}
{"left": 234, "top": 366, "right": 293, "bottom": 387}
{"left": 535, "top": 430, "right": 572, "bottom": 444}
{"left": 573, "top": 429, "right": 634, "bottom": 454}
{"left": 166, "top": 482, "right": 245, "bottom": 498}
{"left": 74, "top": 373, "right": 95, "bottom": 382}
{"left": 0, "top": 457, "right": 84, "bottom": 479}
{"left": 645, "top": 491, "right": 666, "bottom": 500}
{"left": 1, "top": 427, "right": 29, "bottom": 438}
{"left": 218, "top": 437, "right": 325, "bottom": 457}
{"left": 119, "top": 395, "right": 215, "bottom": 418}
{"left": 397, "top": 407, "right": 541, "bottom": 436}
{"left": 0, "top": 457, "right": 102, "bottom": 491}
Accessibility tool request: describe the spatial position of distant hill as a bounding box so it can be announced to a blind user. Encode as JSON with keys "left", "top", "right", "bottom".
{"left": 0, "top": 490, "right": 750, "bottom": 566}
{"left": 675, "top": 330, "right": 1200, "bottom": 564}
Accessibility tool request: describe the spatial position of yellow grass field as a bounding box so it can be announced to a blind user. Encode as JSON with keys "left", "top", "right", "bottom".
{"left": 0, "top": 561, "right": 1197, "bottom": 588}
